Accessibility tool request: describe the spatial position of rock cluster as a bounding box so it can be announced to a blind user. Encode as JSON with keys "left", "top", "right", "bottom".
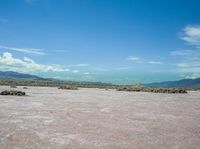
{"left": 0, "top": 90, "right": 26, "bottom": 96}
{"left": 117, "top": 86, "right": 187, "bottom": 94}
{"left": 58, "top": 85, "right": 78, "bottom": 90}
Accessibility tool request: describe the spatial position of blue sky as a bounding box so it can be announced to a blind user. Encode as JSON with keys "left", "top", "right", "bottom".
{"left": 0, "top": 0, "right": 200, "bottom": 85}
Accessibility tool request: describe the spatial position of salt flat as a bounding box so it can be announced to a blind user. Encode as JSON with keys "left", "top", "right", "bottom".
{"left": 0, "top": 86, "right": 200, "bottom": 149}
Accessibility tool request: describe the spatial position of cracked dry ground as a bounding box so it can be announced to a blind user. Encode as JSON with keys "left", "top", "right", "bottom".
{"left": 0, "top": 86, "right": 200, "bottom": 149}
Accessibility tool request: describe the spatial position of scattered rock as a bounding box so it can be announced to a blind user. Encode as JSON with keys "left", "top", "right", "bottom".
{"left": 116, "top": 86, "right": 187, "bottom": 94}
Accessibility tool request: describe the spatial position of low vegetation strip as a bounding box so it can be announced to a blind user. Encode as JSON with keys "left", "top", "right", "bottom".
{"left": 0, "top": 78, "right": 189, "bottom": 94}
{"left": 0, "top": 90, "right": 26, "bottom": 96}
{"left": 116, "top": 86, "right": 187, "bottom": 94}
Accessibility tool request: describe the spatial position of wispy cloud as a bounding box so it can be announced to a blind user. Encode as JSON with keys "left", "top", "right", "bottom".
{"left": 0, "top": 45, "right": 45, "bottom": 55}
{"left": 181, "top": 25, "right": 200, "bottom": 47}
{"left": 74, "top": 64, "right": 90, "bottom": 67}
{"left": 127, "top": 56, "right": 140, "bottom": 61}
{"left": 147, "top": 61, "right": 163, "bottom": 64}
{"left": 0, "top": 52, "right": 68, "bottom": 73}
{"left": 127, "top": 55, "right": 163, "bottom": 65}
{"left": 170, "top": 49, "right": 200, "bottom": 58}
{"left": 171, "top": 50, "right": 193, "bottom": 56}
{"left": 67, "top": 64, "right": 90, "bottom": 67}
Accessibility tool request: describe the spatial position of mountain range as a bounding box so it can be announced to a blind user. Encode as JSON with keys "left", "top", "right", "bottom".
{"left": 0, "top": 71, "right": 48, "bottom": 81}
{"left": 0, "top": 71, "right": 200, "bottom": 88}
{"left": 144, "top": 78, "right": 200, "bottom": 88}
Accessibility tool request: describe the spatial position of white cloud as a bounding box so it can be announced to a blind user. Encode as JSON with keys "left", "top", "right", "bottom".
{"left": 181, "top": 25, "right": 200, "bottom": 47}
{"left": 127, "top": 56, "right": 140, "bottom": 61}
{"left": 23, "top": 57, "right": 35, "bottom": 63}
{"left": 148, "top": 61, "right": 163, "bottom": 64}
{"left": 0, "top": 52, "right": 68, "bottom": 73}
{"left": 72, "top": 70, "right": 79, "bottom": 73}
{"left": 0, "top": 45, "right": 45, "bottom": 55}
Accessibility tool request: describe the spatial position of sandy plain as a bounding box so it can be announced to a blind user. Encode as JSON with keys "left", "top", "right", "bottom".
{"left": 0, "top": 86, "right": 200, "bottom": 149}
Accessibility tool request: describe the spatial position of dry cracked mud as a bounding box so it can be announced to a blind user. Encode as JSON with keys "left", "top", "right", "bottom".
{"left": 0, "top": 86, "right": 200, "bottom": 149}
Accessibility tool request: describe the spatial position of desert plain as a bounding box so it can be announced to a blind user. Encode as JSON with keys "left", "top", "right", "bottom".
{"left": 0, "top": 86, "right": 200, "bottom": 149}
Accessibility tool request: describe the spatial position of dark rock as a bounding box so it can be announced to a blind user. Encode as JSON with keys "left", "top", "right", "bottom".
{"left": 0, "top": 90, "right": 26, "bottom": 96}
